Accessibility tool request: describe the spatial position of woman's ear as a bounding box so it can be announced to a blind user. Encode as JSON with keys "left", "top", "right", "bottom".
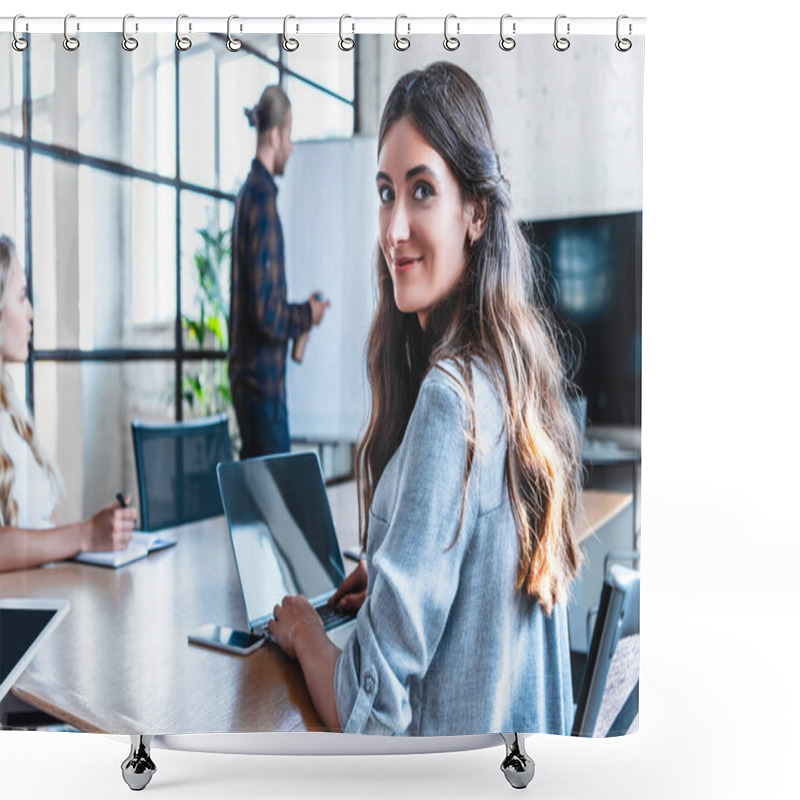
{"left": 466, "top": 198, "right": 488, "bottom": 246}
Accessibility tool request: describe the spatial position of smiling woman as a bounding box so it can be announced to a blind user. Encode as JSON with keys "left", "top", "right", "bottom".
{"left": 268, "top": 62, "right": 583, "bottom": 738}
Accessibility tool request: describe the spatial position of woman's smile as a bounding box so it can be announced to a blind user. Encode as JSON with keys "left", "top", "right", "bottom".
{"left": 391, "top": 254, "right": 423, "bottom": 275}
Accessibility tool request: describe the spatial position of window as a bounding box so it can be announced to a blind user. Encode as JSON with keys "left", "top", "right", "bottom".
{"left": 0, "top": 33, "right": 356, "bottom": 520}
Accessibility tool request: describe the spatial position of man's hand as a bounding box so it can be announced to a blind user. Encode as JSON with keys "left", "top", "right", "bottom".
{"left": 309, "top": 292, "right": 331, "bottom": 326}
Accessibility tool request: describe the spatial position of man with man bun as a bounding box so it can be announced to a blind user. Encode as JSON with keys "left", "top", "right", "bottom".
{"left": 229, "top": 85, "right": 329, "bottom": 457}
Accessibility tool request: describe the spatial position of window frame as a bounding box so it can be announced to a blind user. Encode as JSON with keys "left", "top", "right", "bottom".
{"left": 0, "top": 34, "right": 357, "bottom": 422}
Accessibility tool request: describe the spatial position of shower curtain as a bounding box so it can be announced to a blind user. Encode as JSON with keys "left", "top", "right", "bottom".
{"left": 0, "top": 11, "right": 644, "bottom": 779}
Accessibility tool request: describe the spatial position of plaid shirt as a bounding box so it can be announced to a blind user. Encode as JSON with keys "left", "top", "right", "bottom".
{"left": 228, "top": 159, "right": 312, "bottom": 403}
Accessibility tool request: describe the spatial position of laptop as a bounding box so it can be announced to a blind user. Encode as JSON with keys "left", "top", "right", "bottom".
{"left": 217, "top": 451, "right": 357, "bottom": 649}
{"left": 1, "top": 598, "right": 70, "bottom": 701}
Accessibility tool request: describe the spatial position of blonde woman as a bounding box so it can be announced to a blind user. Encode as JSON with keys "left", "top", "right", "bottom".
{"left": 268, "top": 64, "right": 582, "bottom": 736}
{"left": 0, "top": 236, "right": 137, "bottom": 572}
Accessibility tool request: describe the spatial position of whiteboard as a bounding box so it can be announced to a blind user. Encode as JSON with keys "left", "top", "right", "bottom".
{"left": 278, "top": 136, "right": 379, "bottom": 442}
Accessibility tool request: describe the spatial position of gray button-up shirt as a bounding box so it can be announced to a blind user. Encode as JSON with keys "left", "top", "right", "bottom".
{"left": 334, "top": 361, "right": 574, "bottom": 736}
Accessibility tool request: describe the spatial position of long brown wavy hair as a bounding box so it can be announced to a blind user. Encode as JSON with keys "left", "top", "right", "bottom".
{"left": 0, "top": 235, "right": 61, "bottom": 526}
{"left": 356, "top": 63, "right": 583, "bottom": 614}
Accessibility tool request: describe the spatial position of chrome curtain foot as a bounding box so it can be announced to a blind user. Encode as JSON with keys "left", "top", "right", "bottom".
{"left": 500, "top": 732, "right": 535, "bottom": 789}
{"left": 121, "top": 735, "right": 157, "bottom": 791}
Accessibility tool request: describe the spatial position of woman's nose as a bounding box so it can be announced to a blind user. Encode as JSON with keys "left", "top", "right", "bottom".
{"left": 386, "top": 198, "right": 410, "bottom": 247}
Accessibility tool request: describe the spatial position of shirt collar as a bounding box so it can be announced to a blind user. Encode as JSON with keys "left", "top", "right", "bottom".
{"left": 251, "top": 158, "right": 278, "bottom": 195}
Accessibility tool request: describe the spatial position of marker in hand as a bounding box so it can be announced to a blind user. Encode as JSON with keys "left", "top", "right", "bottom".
{"left": 292, "top": 292, "right": 328, "bottom": 363}
{"left": 116, "top": 492, "right": 128, "bottom": 508}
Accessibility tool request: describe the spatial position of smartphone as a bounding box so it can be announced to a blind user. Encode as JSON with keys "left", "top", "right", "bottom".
{"left": 188, "top": 623, "right": 264, "bottom": 655}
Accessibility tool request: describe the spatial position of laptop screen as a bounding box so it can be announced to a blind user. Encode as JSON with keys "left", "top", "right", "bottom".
{"left": 218, "top": 452, "right": 347, "bottom": 629}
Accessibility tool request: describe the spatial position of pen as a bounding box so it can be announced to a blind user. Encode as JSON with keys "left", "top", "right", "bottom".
{"left": 116, "top": 492, "right": 127, "bottom": 508}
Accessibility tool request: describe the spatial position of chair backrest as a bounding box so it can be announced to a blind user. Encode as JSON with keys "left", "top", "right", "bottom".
{"left": 572, "top": 564, "right": 640, "bottom": 737}
{"left": 131, "top": 414, "right": 233, "bottom": 532}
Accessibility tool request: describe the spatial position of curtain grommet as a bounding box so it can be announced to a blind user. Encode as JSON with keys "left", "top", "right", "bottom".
{"left": 394, "top": 15, "right": 410, "bottom": 51}
{"left": 444, "top": 14, "right": 460, "bottom": 51}
{"left": 338, "top": 14, "right": 355, "bottom": 52}
{"left": 615, "top": 15, "right": 632, "bottom": 52}
{"left": 175, "top": 14, "right": 192, "bottom": 51}
{"left": 282, "top": 15, "right": 299, "bottom": 52}
{"left": 63, "top": 13, "right": 80, "bottom": 52}
{"left": 500, "top": 14, "right": 516, "bottom": 51}
{"left": 12, "top": 15, "right": 29, "bottom": 52}
{"left": 554, "top": 14, "right": 571, "bottom": 52}
{"left": 122, "top": 14, "right": 139, "bottom": 52}
{"left": 226, "top": 15, "right": 243, "bottom": 52}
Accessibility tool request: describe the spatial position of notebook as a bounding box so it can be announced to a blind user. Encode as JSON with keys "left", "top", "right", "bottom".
{"left": 74, "top": 531, "right": 177, "bottom": 568}
{"left": 0, "top": 598, "right": 70, "bottom": 701}
{"left": 217, "top": 452, "right": 357, "bottom": 647}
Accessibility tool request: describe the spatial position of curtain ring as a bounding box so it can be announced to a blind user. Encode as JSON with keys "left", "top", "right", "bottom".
{"left": 553, "top": 14, "right": 570, "bottom": 52}
{"left": 338, "top": 15, "right": 355, "bottom": 51}
{"left": 499, "top": 14, "right": 516, "bottom": 51}
{"left": 12, "top": 15, "right": 29, "bottom": 52}
{"left": 175, "top": 14, "right": 192, "bottom": 51}
{"left": 122, "top": 14, "right": 139, "bottom": 52}
{"left": 227, "top": 15, "right": 242, "bottom": 52}
{"left": 394, "top": 15, "right": 410, "bottom": 51}
{"left": 615, "top": 15, "right": 632, "bottom": 52}
{"left": 63, "top": 14, "right": 80, "bottom": 51}
{"left": 283, "top": 15, "right": 299, "bottom": 52}
{"left": 443, "top": 14, "right": 460, "bottom": 51}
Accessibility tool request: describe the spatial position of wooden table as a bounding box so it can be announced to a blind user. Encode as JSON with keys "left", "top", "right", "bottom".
{"left": 0, "top": 486, "right": 630, "bottom": 735}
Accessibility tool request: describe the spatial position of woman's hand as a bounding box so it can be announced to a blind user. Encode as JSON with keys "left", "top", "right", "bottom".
{"left": 83, "top": 499, "right": 137, "bottom": 552}
{"left": 328, "top": 558, "right": 368, "bottom": 613}
{"left": 268, "top": 595, "right": 325, "bottom": 660}
{"left": 268, "top": 595, "right": 342, "bottom": 730}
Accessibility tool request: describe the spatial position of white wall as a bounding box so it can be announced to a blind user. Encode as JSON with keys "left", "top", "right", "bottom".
{"left": 358, "top": 34, "right": 644, "bottom": 221}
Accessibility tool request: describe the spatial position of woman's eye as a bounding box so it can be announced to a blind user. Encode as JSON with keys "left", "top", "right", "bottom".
{"left": 413, "top": 183, "right": 433, "bottom": 201}
{"left": 378, "top": 185, "right": 394, "bottom": 203}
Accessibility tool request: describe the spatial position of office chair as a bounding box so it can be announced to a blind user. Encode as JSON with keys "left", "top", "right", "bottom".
{"left": 131, "top": 414, "right": 233, "bottom": 531}
{"left": 572, "top": 563, "right": 640, "bottom": 737}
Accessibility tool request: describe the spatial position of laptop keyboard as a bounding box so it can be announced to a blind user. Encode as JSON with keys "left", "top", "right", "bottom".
{"left": 316, "top": 603, "right": 355, "bottom": 629}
